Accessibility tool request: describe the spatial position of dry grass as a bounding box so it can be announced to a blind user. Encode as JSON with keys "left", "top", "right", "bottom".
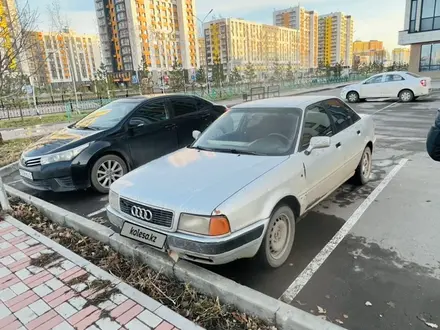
{"left": 0, "top": 137, "right": 41, "bottom": 167}
{"left": 8, "top": 200, "right": 276, "bottom": 330}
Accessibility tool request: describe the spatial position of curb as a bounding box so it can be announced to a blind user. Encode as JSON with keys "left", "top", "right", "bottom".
{"left": 0, "top": 161, "right": 18, "bottom": 178}
{"left": 3, "top": 184, "right": 344, "bottom": 330}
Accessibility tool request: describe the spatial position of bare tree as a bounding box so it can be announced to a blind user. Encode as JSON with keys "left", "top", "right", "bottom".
{"left": 0, "top": 1, "right": 39, "bottom": 100}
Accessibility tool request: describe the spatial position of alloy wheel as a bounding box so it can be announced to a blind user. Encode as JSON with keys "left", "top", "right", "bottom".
{"left": 96, "top": 160, "right": 124, "bottom": 189}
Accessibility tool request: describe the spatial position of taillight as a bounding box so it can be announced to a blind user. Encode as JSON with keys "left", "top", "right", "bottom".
{"left": 421, "top": 79, "right": 427, "bottom": 87}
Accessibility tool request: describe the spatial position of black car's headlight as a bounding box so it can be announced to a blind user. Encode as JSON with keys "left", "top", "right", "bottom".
{"left": 40, "top": 143, "right": 90, "bottom": 166}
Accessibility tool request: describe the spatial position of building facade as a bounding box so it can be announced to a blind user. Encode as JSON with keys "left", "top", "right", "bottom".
{"left": 95, "top": 0, "right": 199, "bottom": 83}
{"left": 399, "top": 0, "right": 440, "bottom": 77}
{"left": 273, "top": 6, "right": 318, "bottom": 69}
{"left": 352, "top": 40, "right": 386, "bottom": 65}
{"left": 198, "top": 37, "right": 206, "bottom": 68}
{"left": 318, "top": 12, "right": 354, "bottom": 67}
{"left": 27, "top": 30, "right": 101, "bottom": 87}
{"left": 203, "top": 18, "right": 300, "bottom": 79}
{"left": 392, "top": 47, "right": 411, "bottom": 64}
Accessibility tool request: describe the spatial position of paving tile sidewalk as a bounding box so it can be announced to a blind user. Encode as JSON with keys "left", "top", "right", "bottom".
{"left": 0, "top": 217, "right": 201, "bottom": 330}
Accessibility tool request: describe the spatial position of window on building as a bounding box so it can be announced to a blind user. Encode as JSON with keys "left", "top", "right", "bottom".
{"left": 409, "top": 0, "right": 418, "bottom": 32}
{"left": 420, "top": 0, "right": 440, "bottom": 31}
{"left": 420, "top": 42, "right": 440, "bottom": 71}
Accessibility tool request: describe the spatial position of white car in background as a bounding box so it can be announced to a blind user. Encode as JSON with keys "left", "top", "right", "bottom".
{"left": 341, "top": 71, "right": 431, "bottom": 103}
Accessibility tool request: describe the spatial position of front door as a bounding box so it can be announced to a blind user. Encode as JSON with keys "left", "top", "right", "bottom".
{"left": 126, "top": 100, "right": 178, "bottom": 168}
{"left": 360, "top": 74, "right": 384, "bottom": 98}
{"left": 298, "top": 103, "right": 341, "bottom": 209}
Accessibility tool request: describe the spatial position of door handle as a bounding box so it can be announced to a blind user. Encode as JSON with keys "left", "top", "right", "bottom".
{"left": 164, "top": 124, "right": 176, "bottom": 130}
{"left": 357, "top": 130, "right": 361, "bottom": 135}
{"left": 335, "top": 142, "right": 342, "bottom": 148}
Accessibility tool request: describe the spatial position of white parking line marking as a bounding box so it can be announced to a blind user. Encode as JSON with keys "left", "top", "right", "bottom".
{"left": 8, "top": 179, "right": 22, "bottom": 185}
{"left": 279, "top": 158, "right": 408, "bottom": 304}
{"left": 373, "top": 101, "right": 399, "bottom": 114}
{"left": 87, "top": 207, "right": 107, "bottom": 218}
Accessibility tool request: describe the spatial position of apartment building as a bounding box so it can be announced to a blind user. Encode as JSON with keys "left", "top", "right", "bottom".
{"left": 399, "top": 0, "right": 440, "bottom": 77}
{"left": 26, "top": 29, "right": 101, "bottom": 87}
{"left": 198, "top": 37, "right": 206, "bottom": 68}
{"left": 203, "top": 18, "right": 300, "bottom": 78}
{"left": 392, "top": 47, "right": 410, "bottom": 64}
{"left": 96, "top": 0, "right": 199, "bottom": 83}
{"left": 352, "top": 40, "right": 386, "bottom": 64}
{"left": 273, "top": 6, "right": 318, "bottom": 69}
{"left": 318, "top": 12, "right": 354, "bottom": 67}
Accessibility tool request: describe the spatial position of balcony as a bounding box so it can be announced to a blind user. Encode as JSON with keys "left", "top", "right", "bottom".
{"left": 398, "top": 28, "right": 440, "bottom": 45}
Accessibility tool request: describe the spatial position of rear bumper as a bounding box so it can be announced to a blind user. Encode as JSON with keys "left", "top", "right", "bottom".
{"left": 107, "top": 206, "right": 268, "bottom": 265}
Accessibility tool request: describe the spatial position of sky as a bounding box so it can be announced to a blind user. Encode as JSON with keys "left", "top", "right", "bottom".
{"left": 24, "top": 0, "right": 405, "bottom": 50}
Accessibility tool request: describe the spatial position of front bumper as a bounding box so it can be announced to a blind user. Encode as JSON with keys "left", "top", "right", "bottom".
{"left": 107, "top": 206, "right": 268, "bottom": 265}
{"left": 18, "top": 161, "right": 89, "bottom": 192}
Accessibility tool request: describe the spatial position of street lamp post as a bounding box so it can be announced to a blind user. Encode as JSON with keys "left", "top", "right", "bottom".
{"left": 193, "top": 9, "right": 213, "bottom": 92}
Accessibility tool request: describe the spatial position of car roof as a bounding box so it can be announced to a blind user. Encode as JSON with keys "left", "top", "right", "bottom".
{"left": 374, "top": 71, "right": 409, "bottom": 75}
{"left": 232, "top": 95, "right": 335, "bottom": 109}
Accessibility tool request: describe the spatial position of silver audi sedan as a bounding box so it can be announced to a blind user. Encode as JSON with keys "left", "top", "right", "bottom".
{"left": 107, "top": 95, "right": 375, "bottom": 268}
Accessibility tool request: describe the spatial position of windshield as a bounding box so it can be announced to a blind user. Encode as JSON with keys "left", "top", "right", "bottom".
{"left": 192, "top": 107, "right": 302, "bottom": 156}
{"left": 72, "top": 100, "right": 140, "bottom": 130}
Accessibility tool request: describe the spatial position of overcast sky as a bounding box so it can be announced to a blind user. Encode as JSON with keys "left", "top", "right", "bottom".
{"left": 24, "top": 0, "right": 406, "bottom": 50}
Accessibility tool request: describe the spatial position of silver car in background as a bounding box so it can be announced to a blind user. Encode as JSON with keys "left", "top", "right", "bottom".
{"left": 107, "top": 96, "right": 375, "bottom": 268}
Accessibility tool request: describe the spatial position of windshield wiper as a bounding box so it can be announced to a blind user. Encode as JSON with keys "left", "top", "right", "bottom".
{"left": 71, "top": 126, "right": 99, "bottom": 131}
{"left": 190, "top": 145, "right": 215, "bottom": 152}
{"left": 216, "top": 148, "right": 259, "bottom": 155}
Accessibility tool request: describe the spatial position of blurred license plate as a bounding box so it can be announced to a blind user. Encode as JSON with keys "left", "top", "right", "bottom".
{"left": 19, "top": 169, "right": 33, "bottom": 180}
{"left": 121, "top": 222, "right": 166, "bottom": 249}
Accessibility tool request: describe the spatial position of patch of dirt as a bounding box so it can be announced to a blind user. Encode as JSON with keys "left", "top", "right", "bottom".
{"left": 30, "top": 252, "right": 61, "bottom": 268}
{"left": 66, "top": 273, "right": 89, "bottom": 287}
{"left": 8, "top": 200, "right": 275, "bottom": 330}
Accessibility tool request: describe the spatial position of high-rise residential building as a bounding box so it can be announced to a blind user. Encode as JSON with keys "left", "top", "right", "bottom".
{"left": 352, "top": 40, "right": 386, "bottom": 65}
{"left": 95, "top": 0, "right": 199, "bottom": 83}
{"left": 198, "top": 37, "right": 206, "bottom": 68}
{"left": 203, "top": 18, "right": 299, "bottom": 78}
{"left": 392, "top": 48, "right": 410, "bottom": 64}
{"left": 318, "top": 12, "right": 354, "bottom": 67}
{"left": 27, "top": 29, "right": 101, "bottom": 87}
{"left": 399, "top": 0, "right": 440, "bottom": 77}
{"left": 273, "top": 6, "right": 318, "bottom": 69}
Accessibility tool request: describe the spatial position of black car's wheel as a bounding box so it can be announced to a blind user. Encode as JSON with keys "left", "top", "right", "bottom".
{"left": 353, "top": 146, "right": 372, "bottom": 185}
{"left": 255, "top": 205, "right": 295, "bottom": 268}
{"left": 399, "top": 89, "right": 414, "bottom": 102}
{"left": 90, "top": 154, "right": 127, "bottom": 194}
{"left": 347, "top": 91, "right": 360, "bottom": 103}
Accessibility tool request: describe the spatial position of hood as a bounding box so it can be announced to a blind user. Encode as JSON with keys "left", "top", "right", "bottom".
{"left": 112, "top": 147, "right": 288, "bottom": 215}
{"left": 23, "top": 127, "right": 102, "bottom": 158}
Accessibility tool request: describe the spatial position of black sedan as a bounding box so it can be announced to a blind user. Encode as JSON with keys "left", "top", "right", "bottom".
{"left": 19, "top": 95, "right": 227, "bottom": 193}
{"left": 427, "top": 109, "right": 440, "bottom": 161}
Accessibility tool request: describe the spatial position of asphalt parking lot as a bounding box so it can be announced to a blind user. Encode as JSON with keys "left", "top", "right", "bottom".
{"left": 4, "top": 88, "right": 440, "bottom": 329}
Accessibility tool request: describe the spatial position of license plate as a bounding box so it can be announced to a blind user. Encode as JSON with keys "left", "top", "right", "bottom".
{"left": 121, "top": 222, "right": 166, "bottom": 249}
{"left": 19, "top": 169, "right": 33, "bottom": 181}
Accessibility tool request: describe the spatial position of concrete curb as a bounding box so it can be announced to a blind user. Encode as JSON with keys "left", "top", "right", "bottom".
{"left": 0, "top": 161, "right": 18, "bottom": 178}
{"left": 3, "top": 184, "right": 344, "bottom": 330}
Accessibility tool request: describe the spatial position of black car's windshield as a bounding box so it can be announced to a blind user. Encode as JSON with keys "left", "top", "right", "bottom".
{"left": 192, "top": 107, "right": 302, "bottom": 156}
{"left": 72, "top": 100, "right": 140, "bottom": 130}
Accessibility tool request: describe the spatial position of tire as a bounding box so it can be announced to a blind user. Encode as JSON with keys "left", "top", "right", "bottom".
{"left": 353, "top": 146, "right": 372, "bottom": 185}
{"left": 90, "top": 154, "right": 128, "bottom": 194}
{"left": 399, "top": 89, "right": 414, "bottom": 103}
{"left": 359, "top": 98, "right": 367, "bottom": 102}
{"left": 347, "top": 91, "right": 360, "bottom": 103}
{"left": 255, "top": 205, "right": 295, "bottom": 268}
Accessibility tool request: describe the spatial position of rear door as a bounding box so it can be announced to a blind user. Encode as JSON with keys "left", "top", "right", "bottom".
{"left": 169, "top": 96, "right": 207, "bottom": 147}
{"left": 382, "top": 73, "right": 406, "bottom": 97}
{"left": 125, "top": 99, "right": 178, "bottom": 168}
{"left": 322, "top": 98, "right": 363, "bottom": 177}
{"left": 360, "top": 74, "right": 385, "bottom": 98}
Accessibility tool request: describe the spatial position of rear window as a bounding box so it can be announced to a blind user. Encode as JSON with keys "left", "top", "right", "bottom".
{"left": 406, "top": 72, "right": 421, "bottom": 78}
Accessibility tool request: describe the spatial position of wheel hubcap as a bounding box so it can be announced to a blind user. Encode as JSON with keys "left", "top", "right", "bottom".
{"left": 348, "top": 93, "right": 357, "bottom": 102}
{"left": 361, "top": 151, "right": 371, "bottom": 179}
{"left": 268, "top": 213, "right": 290, "bottom": 260}
{"left": 401, "top": 92, "right": 411, "bottom": 101}
{"left": 97, "top": 160, "right": 124, "bottom": 189}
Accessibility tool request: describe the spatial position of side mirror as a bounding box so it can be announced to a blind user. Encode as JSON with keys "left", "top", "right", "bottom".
{"left": 129, "top": 119, "right": 144, "bottom": 128}
{"left": 305, "top": 136, "right": 331, "bottom": 155}
{"left": 192, "top": 130, "right": 201, "bottom": 140}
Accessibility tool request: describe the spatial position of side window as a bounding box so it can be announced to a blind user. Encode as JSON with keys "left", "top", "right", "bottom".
{"left": 130, "top": 101, "right": 168, "bottom": 125}
{"left": 300, "top": 105, "right": 333, "bottom": 151}
{"left": 385, "top": 74, "right": 405, "bottom": 82}
{"left": 170, "top": 97, "right": 197, "bottom": 117}
{"left": 323, "top": 99, "right": 360, "bottom": 133}
{"left": 364, "top": 75, "right": 383, "bottom": 84}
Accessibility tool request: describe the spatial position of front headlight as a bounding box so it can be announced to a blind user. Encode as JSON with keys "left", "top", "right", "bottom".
{"left": 178, "top": 213, "right": 231, "bottom": 236}
{"left": 109, "top": 189, "right": 119, "bottom": 210}
{"left": 40, "top": 143, "right": 90, "bottom": 166}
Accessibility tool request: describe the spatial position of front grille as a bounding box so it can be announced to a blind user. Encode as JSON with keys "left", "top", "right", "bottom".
{"left": 120, "top": 198, "right": 173, "bottom": 228}
{"left": 24, "top": 158, "right": 41, "bottom": 167}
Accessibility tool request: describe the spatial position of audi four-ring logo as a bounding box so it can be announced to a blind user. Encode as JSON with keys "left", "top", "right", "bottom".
{"left": 130, "top": 206, "right": 153, "bottom": 221}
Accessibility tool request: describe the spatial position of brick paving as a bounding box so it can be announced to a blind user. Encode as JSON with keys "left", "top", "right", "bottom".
{"left": 0, "top": 219, "right": 201, "bottom": 330}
